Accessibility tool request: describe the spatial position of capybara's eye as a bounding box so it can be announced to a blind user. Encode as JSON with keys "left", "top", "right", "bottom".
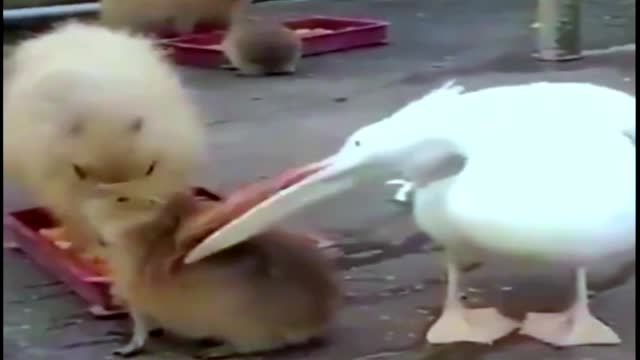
{"left": 146, "top": 161, "right": 157, "bottom": 176}
{"left": 117, "top": 197, "right": 129, "bottom": 203}
{"left": 72, "top": 164, "right": 87, "bottom": 180}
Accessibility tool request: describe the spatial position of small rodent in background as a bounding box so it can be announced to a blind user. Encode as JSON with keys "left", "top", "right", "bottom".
{"left": 221, "top": 0, "right": 302, "bottom": 76}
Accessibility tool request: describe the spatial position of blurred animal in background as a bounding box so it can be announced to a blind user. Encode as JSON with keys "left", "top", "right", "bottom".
{"left": 221, "top": 0, "right": 302, "bottom": 76}
{"left": 100, "top": 0, "right": 253, "bottom": 34}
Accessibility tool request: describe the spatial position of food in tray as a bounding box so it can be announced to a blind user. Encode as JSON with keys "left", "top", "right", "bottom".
{"left": 294, "top": 28, "right": 335, "bottom": 37}
{"left": 34, "top": 192, "right": 220, "bottom": 278}
{"left": 39, "top": 227, "right": 110, "bottom": 276}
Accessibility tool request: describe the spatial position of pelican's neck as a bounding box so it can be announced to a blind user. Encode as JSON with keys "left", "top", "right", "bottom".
{"left": 393, "top": 112, "right": 471, "bottom": 187}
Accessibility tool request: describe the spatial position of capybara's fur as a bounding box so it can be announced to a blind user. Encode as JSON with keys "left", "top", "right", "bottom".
{"left": 82, "top": 190, "right": 341, "bottom": 357}
{"left": 3, "top": 22, "right": 205, "bottom": 255}
{"left": 222, "top": 0, "right": 301, "bottom": 76}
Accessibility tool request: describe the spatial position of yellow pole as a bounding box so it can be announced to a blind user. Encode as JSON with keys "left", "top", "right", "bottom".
{"left": 533, "top": 0, "right": 583, "bottom": 61}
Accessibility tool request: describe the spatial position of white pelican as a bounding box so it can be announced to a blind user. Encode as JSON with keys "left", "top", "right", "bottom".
{"left": 185, "top": 81, "right": 636, "bottom": 346}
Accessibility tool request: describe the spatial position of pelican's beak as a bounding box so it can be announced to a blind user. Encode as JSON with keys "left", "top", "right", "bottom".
{"left": 184, "top": 153, "right": 366, "bottom": 264}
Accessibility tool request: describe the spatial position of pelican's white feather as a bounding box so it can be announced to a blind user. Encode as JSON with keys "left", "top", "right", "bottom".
{"left": 443, "top": 127, "right": 635, "bottom": 264}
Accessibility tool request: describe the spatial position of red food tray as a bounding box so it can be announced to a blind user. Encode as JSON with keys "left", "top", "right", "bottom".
{"left": 159, "top": 16, "right": 389, "bottom": 68}
{"left": 4, "top": 187, "right": 223, "bottom": 318}
{"left": 150, "top": 23, "right": 225, "bottom": 42}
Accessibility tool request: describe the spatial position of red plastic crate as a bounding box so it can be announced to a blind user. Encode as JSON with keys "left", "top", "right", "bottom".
{"left": 4, "top": 187, "right": 223, "bottom": 318}
{"left": 151, "top": 23, "right": 225, "bottom": 42}
{"left": 160, "top": 16, "right": 389, "bottom": 68}
{"left": 5, "top": 183, "right": 334, "bottom": 318}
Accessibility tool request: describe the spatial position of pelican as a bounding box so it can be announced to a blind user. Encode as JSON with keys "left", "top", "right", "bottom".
{"left": 185, "top": 81, "right": 636, "bottom": 346}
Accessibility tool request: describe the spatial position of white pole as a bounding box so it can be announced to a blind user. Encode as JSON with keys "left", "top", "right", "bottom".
{"left": 3, "top": 3, "right": 100, "bottom": 25}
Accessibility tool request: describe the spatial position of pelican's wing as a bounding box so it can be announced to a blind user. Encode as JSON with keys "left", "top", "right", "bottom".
{"left": 446, "top": 125, "right": 636, "bottom": 263}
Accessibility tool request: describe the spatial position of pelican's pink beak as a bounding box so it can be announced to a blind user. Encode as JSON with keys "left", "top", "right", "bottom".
{"left": 221, "top": 159, "right": 330, "bottom": 215}
{"left": 178, "top": 160, "right": 330, "bottom": 246}
{"left": 277, "top": 160, "right": 330, "bottom": 190}
{"left": 184, "top": 154, "right": 362, "bottom": 264}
